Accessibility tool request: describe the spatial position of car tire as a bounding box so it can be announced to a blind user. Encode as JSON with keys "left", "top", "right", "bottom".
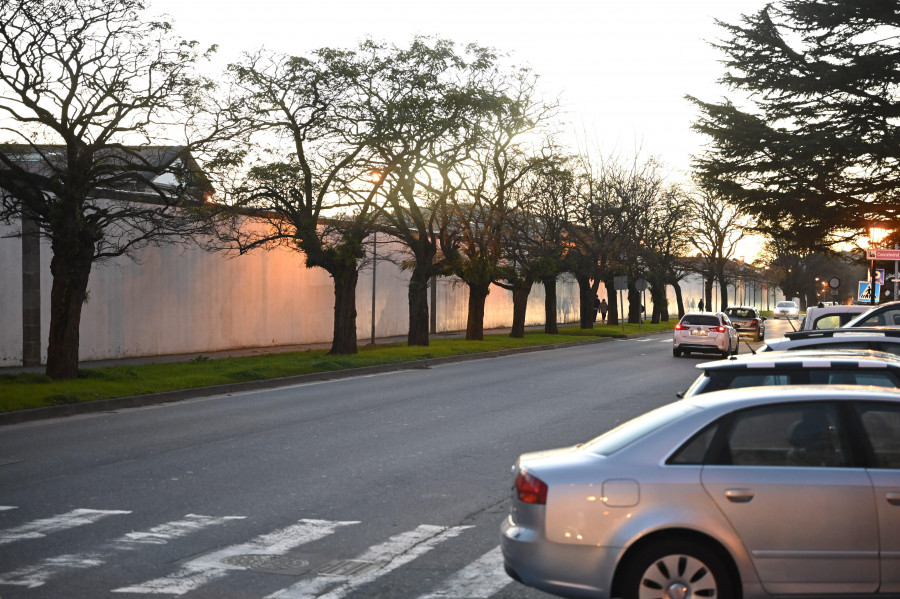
{"left": 619, "top": 538, "right": 735, "bottom": 599}
{"left": 673, "top": 347, "right": 682, "bottom": 357}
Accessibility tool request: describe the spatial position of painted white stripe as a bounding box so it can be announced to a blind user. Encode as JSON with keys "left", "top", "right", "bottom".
{"left": 0, "top": 506, "right": 16, "bottom": 512}
{"left": 417, "top": 546, "right": 510, "bottom": 598}
{"left": 113, "top": 518, "right": 358, "bottom": 595}
{"left": 0, "top": 514, "right": 244, "bottom": 588}
{"left": 268, "top": 524, "right": 472, "bottom": 599}
{"left": 0, "top": 509, "right": 130, "bottom": 545}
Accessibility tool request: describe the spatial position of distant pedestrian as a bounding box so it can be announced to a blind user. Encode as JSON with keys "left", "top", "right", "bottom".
{"left": 593, "top": 295, "right": 601, "bottom": 321}
{"left": 599, "top": 298, "right": 608, "bottom": 322}
{"left": 698, "top": 299, "right": 705, "bottom": 311}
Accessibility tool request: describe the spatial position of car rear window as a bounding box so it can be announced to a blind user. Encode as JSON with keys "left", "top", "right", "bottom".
{"left": 726, "top": 309, "right": 754, "bottom": 319}
{"left": 681, "top": 315, "right": 720, "bottom": 326}
{"left": 581, "top": 401, "right": 697, "bottom": 456}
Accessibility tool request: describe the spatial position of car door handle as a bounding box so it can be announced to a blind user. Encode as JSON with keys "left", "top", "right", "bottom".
{"left": 724, "top": 489, "right": 755, "bottom": 503}
{"left": 887, "top": 492, "right": 900, "bottom": 506}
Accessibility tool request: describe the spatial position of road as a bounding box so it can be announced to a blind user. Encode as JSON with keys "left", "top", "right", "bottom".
{"left": 0, "top": 322, "right": 792, "bottom": 598}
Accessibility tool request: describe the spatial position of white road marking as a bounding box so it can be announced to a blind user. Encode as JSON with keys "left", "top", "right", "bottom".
{"left": 268, "top": 524, "right": 473, "bottom": 599}
{"left": 417, "top": 546, "right": 510, "bottom": 598}
{"left": 0, "top": 506, "right": 16, "bottom": 511}
{"left": 0, "top": 514, "right": 244, "bottom": 588}
{"left": 113, "top": 518, "right": 359, "bottom": 595}
{"left": 0, "top": 508, "right": 131, "bottom": 545}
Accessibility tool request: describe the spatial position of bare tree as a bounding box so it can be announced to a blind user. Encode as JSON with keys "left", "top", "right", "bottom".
{"left": 448, "top": 70, "right": 558, "bottom": 340}
{"left": 213, "top": 46, "right": 388, "bottom": 355}
{"left": 0, "top": 0, "right": 231, "bottom": 379}
{"left": 686, "top": 187, "right": 747, "bottom": 311}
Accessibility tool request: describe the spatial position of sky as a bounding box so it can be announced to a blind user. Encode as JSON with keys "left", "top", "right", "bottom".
{"left": 150, "top": 0, "right": 768, "bottom": 181}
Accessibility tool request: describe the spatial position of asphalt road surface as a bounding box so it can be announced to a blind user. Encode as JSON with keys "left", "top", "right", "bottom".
{"left": 0, "top": 325, "right": 788, "bottom": 598}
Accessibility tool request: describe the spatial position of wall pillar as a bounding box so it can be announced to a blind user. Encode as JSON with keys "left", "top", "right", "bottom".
{"left": 21, "top": 217, "right": 41, "bottom": 366}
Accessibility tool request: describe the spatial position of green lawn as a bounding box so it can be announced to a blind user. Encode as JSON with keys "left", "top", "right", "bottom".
{"left": 0, "top": 322, "right": 674, "bottom": 412}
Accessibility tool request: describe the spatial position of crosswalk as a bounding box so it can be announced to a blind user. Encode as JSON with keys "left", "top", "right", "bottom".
{"left": 0, "top": 506, "right": 515, "bottom": 598}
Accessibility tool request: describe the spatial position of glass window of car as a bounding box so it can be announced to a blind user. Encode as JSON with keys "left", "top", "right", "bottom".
{"left": 668, "top": 422, "right": 720, "bottom": 465}
{"left": 726, "top": 308, "right": 755, "bottom": 319}
{"left": 709, "top": 402, "right": 848, "bottom": 467}
{"left": 808, "top": 370, "right": 900, "bottom": 388}
{"left": 701, "top": 371, "right": 793, "bottom": 393}
{"left": 849, "top": 307, "right": 900, "bottom": 327}
{"left": 854, "top": 402, "right": 900, "bottom": 468}
{"left": 777, "top": 301, "right": 797, "bottom": 308}
{"left": 813, "top": 314, "right": 843, "bottom": 329}
{"left": 681, "top": 315, "right": 720, "bottom": 326}
{"left": 871, "top": 343, "right": 900, "bottom": 357}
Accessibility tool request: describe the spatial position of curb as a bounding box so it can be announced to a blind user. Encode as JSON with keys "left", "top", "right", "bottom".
{"left": 0, "top": 333, "right": 664, "bottom": 426}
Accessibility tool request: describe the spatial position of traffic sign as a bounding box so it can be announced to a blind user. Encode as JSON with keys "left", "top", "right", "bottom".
{"left": 859, "top": 281, "right": 882, "bottom": 302}
{"left": 867, "top": 248, "right": 900, "bottom": 260}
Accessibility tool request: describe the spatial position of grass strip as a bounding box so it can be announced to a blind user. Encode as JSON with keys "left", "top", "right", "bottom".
{"left": 0, "top": 322, "right": 673, "bottom": 412}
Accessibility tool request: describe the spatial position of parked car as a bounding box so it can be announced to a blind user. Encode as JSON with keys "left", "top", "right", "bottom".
{"left": 673, "top": 312, "right": 739, "bottom": 358}
{"left": 763, "top": 328, "right": 900, "bottom": 356}
{"left": 501, "top": 386, "right": 900, "bottom": 599}
{"left": 724, "top": 305, "right": 765, "bottom": 341}
{"left": 845, "top": 300, "right": 900, "bottom": 328}
{"left": 773, "top": 300, "right": 800, "bottom": 319}
{"left": 798, "top": 304, "right": 872, "bottom": 330}
{"left": 680, "top": 349, "right": 900, "bottom": 397}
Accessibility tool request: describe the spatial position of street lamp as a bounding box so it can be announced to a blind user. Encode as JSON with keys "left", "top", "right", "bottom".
{"left": 870, "top": 226, "right": 888, "bottom": 305}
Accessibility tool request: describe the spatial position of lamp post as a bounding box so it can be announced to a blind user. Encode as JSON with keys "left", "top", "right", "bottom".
{"left": 870, "top": 226, "right": 887, "bottom": 305}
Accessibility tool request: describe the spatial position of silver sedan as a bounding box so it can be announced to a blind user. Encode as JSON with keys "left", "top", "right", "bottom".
{"left": 501, "top": 386, "right": 900, "bottom": 599}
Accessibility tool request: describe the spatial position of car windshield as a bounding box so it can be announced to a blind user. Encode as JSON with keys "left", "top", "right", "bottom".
{"left": 581, "top": 401, "right": 698, "bottom": 456}
{"left": 681, "top": 315, "right": 720, "bottom": 326}
{"left": 726, "top": 309, "right": 754, "bottom": 318}
{"left": 777, "top": 302, "right": 796, "bottom": 308}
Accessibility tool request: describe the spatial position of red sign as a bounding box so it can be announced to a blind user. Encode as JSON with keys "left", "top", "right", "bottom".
{"left": 867, "top": 249, "right": 900, "bottom": 260}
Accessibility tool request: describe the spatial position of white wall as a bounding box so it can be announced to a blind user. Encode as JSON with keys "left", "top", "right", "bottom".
{"left": 0, "top": 221, "right": 23, "bottom": 365}
{"left": 0, "top": 217, "right": 582, "bottom": 366}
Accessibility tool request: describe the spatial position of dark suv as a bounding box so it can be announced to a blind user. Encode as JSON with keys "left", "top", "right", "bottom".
{"left": 725, "top": 305, "right": 766, "bottom": 341}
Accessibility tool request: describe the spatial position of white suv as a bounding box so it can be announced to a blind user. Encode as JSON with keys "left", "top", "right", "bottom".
{"left": 673, "top": 312, "right": 739, "bottom": 358}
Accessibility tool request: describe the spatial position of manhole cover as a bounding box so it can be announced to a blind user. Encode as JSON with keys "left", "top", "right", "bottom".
{"left": 221, "top": 554, "right": 310, "bottom": 575}
{"left": 317, "top": 559, "right": 384, "bottom": 578}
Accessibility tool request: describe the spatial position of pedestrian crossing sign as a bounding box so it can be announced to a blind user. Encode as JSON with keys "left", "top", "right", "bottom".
{"left": 859, "top": 281, "right": 881, "bottom": 302}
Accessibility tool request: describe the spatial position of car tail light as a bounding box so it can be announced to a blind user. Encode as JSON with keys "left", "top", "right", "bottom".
{"left": 515, "top": 471, "right": 548, "bottom": 505}
{"left": 716, "top": 326, "right": 726, "bottom": 333}
{"left": 749, "top": 319, "right": 758, "bottom": 326}
{"left": 675, "top": 323, "right": 684, "bottom": 330}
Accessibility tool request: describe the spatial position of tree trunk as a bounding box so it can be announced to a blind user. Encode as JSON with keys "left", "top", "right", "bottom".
{"left": 407, "top": 263, "right": 431, "bottom": 346}
{"left": 628, "top": 286, "right": 642, "bottom": 324}
{"left": 542, "top": 275, "right": 558, "bottom": 334}
{"left": 718, "top": 278, "right": 729, "bottom": 311}
{"left": 510, "top": 279, "right": 533, "bottom": 338}
{"left": 605, "top": 279, "right": 618, "bottom": 325}
{"left": 465, "top": 281, "right": 490, "bottom": 341}
{"left": 673, "top": 282, "right": 685, "bottom": 318}
{"left": 576, "top": 274, "right": 594, "bottom": 329}
{"left": 329, "top": 265, "right": 359, "bottom": 355}
{"left": 46, "top": 236, "right": 95, "bottom": 380}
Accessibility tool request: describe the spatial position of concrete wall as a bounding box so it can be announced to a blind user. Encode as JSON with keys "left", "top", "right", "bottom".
{"left": 0, "top": 218, "right": 582, "bottom": 366}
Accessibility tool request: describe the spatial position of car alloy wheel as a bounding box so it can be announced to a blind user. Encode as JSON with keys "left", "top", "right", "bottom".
{"left": 621, "top": 539, "right": 733, "bottom": 599}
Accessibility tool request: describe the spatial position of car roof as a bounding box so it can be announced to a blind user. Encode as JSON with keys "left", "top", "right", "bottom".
{"left": 764, "top": 328, "right": 900, "bottom": 350}
{"left": 697, "top": 348, "right": 900, "bottom": 371}
{"left": 684, "top": 384, "right": 900, "bottom": 412}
